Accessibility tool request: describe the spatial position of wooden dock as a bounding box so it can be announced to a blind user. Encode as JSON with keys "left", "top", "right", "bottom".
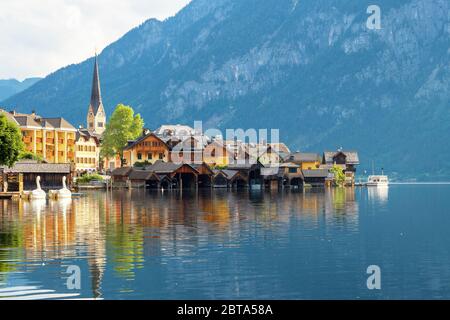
{"left": 0, "top": 192, "right": 21, "bottom": 200}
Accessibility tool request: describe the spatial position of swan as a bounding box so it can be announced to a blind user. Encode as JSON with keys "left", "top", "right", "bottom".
{"left": 31, "top": 176, "right": 46, "bottom": 200}
{"left": 57, "top": 176, "right": 72, "bottom": 199}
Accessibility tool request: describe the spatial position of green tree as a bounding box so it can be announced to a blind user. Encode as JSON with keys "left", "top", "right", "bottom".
{"left": 0, "top": 113, "right": 24, "bottom": 167}
{"left": 330, "top": 164, "right": 346, "bottom": 187}
{"left": 100, "top": 104, "right": 143, "bottom": 166}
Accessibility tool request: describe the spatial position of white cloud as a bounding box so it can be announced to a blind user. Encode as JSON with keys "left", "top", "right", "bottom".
{"left": 0, "top": 0, "right": 191, "bottom": 80}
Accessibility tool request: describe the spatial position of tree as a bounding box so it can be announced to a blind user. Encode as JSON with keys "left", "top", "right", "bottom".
{"left": 330, "top": 164, "right": 346, "bottom": 187}
{"left": 0, "top": 113, "right": 24, "bottom": 167}
{"left": 100, "top": 104, "right": 144, "bottom": 166}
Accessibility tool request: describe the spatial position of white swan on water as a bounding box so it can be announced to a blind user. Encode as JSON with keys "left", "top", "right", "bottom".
{"left": 31, "top": 176, "right": 46, "bottom": 200}
{"left": 57, "top": 176, "right": 72, "bottom": 199}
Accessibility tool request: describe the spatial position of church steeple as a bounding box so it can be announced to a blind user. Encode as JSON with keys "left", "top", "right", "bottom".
{"left": 87, "top": 53, "right": 106, "bottom": 135}
{"left": 90, "top": 54, "right": 102, "bottom": 113}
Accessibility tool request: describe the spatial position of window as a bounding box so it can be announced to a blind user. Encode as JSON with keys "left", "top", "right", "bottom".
{"left": 98, "top": 122, "right": 104, "bottom": 127}
{"left": 89, "top": 122, "right": 94, "bottom": 128}
{"left": 137, "top": 153, "right": 142, "bottom": 160}
{"left": 159, "top": 153, "right": 164, "bottom": 160}
{"left": 148, "top": 153, "right": 152, "bottom": 160}
{"left": 289, "top": 168, "right": 297, "bottom": 173}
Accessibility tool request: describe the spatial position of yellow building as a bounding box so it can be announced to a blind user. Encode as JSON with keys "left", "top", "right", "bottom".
{"left": 1, "top": 110, "right": 77, "bottom": 164}
{"left": 289, "top": 152, "right": 321, "bottom": 170}
{"left": 75, "top": 128, "right": 101, "bottom": 174}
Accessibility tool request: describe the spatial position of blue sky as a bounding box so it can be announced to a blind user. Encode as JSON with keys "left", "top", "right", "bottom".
{"left": 0, "top": 0, "right": 191, "bottom": 80}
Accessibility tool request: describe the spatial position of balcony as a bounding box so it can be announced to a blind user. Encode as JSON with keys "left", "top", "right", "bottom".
{"left": 46, "top": 138, "right": 54, "bottom": 144}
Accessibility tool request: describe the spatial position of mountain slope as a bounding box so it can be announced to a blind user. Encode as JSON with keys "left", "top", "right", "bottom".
{"left": 2, "top": 0, "right": 450, "bottom": 180}
{"left": 0, "top": 78, "right": 41, "bottom": 101}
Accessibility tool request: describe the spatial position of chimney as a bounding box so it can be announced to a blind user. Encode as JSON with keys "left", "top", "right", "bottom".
{"left": 143, "top": 128, "right": 150, "bottom": 136}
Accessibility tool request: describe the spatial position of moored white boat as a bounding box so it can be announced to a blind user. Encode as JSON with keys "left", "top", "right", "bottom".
{"left": 366, "top": 175, "right": 389, "bottom": 187}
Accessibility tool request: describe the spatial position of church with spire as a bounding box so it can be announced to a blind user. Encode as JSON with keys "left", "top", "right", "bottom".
{"left": 87, "top": 54, "right": 106, "bottom": 135}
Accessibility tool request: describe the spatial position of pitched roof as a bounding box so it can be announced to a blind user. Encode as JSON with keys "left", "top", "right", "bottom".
{"left": 154, "top": 124, "right": 199, "bottom": 138}
{"left": 13, "top": 115, "right": 42, "bottom": 128}
{"left": 76, "top": 128, "right": 100, "bottom": 143}
{"left": 128, "top": 169, "right": 157, "bottom": 180}
{"left": 302, "top": 169, "right": 330, "bottom": 178}
{"left": 89, "top": 55, "right": 103, "bottom": 115}
{"left": 220, "top": 169, "right": 240, "bottom": 180}
{"left": 144, "top": 160, "right": 184, "bottom": 174}
{"left": 227, "top": 161, "right": 261, "bottom": 170}
{"left": 191, "top": 163, "right": 214, "bottom": 175}
{"left": 323, "top": 151, "right": 360, "bottom": 165}
{"left": 2, "top": 161, "right": 71, "bottom": 173}
{"left": 269, "top": 143, "right": 291, "bottom": 154}
{"left": 289, "top": 152, "right": 321, "bottom": 163}
{"left": 111, "top": 167, "right": 132, "bottom": 177}
{"left": 0, "top": 110, "right": 19, "bottom": 125}
{"left": 40, "top": 118, "right": 76, "bottom": 131}
{"left": 123, "top": 132, "right": 169, "bottom": 151}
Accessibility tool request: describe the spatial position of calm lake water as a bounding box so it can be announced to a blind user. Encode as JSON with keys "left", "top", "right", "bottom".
{"left": 1, "top": 185, "right": 450, "bottom": 299}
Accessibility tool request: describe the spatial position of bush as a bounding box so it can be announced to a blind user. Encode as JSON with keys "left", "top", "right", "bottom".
{"left": 19, "top": 151, "right": 43, "bottom": 162}
{"left": 77, "top": 173, "right": 104, "bottom": 184}
{"left": 134, "top": 160, "right": 151, "bottom": 168}
{"left": 213, "top": 165, "right": 228, "bottom": 170}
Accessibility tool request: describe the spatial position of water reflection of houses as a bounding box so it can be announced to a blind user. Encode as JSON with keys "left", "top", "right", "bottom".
{"left": 324, "top": 188, "right": 359, "bottom": 226}
{"left": 0, "top": 187, "right": 361, "bottom": 297}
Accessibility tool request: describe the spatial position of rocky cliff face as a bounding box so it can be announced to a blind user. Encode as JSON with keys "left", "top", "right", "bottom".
{"left": 3, "top": 0, "right": 450, "bottom": 179}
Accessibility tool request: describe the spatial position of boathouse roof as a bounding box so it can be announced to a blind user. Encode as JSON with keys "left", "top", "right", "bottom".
{"left": 289, "top": 152, "right": 321, "bottom": 163}
{"left": 220, "top": 169, "right": 240, "bottom": 180}
{"left": 1, "top": 161, "right": 71, "bottom": 173}
{"left": 323, "top": 151, "right": 359, "bottom": 165}
{"left": 145, "top": 160, "right": 198, "bottom": 174}
{"left": 302, "top": 169, "right": 330, "bottom": 178}
{"left": 111, "top": 167, "right": 132, "bottom": 177}
{"left": 128, "top": 169, "right": 157, "bottom": 181}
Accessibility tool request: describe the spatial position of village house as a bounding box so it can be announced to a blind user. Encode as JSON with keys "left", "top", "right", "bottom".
{"left": 289, "top": 152, "right": 322, "bottom": 170}
{"left": 75, "top": 128, "right": 101, "bottom": 174}
{"left": 122, "top": 132, "right": 171, "bottom": 166}
{"left": 153, "top": 124, "right": 201, "bottom": 140}
{"left": 203, "top": 140, "right": 233, "bottom": 167}
{"left": 257, "top": 145, "right": 283, "bottom": 166}
{"left": 322, "top": 150, "right": 360, "bottom": 185}
{"left": 169, "top": 136, "right": 205, "bottom": 164}
{"left": 0, "top": 109, "right": 77, "bottom": 164}
{"left": 279, "top": 162, "right": 303, "bottom": 188}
